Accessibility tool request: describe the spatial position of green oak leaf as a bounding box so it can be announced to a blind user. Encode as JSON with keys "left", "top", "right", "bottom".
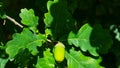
{"left": 19, "top": 8, "right": 39, "bottom": 32}
{"left": 90, "top": 23, "right": 113, "bottom": 54}
{"left": 65, "top": 48, "right": 104, "bottom": 68}
{"left": 0, "top": 58, "right": 8, "bottom": 68}
{"left": 44, "top": 0, "right": 76, "bottom": 40}
{"left": 68, "top": 23, "right": 98, "bottom": 56}
{"left": 36, "top": 48, "right": 55, "bottom": 68}
{"left": 6, "top": 28, "right": 46, "bottom": 59}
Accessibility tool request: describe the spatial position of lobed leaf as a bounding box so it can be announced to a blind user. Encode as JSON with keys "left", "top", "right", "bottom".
{"left": 68, "top": 23, "right": 98, "bottom": 56}
{"left": 65, "top": 48, "right": 104, "bottom": 68}
{"left": 6, "top": 28, "right": 46, "bottom": 59}
{"left": 44, "top": 0, "right": 76, "bottom": 40}
{"left": 19, "top": 8, "right": 39, "bottom": 32}
{"left": 36, "top": 48, "right": 55, "bottom": 68}
{"left": 90, "top": 23, "right": 113, "bottom": 54}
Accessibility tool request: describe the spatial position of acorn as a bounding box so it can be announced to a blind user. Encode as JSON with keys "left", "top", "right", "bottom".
{"left": 53, "top": 42, "right": 65, "bottom": 62}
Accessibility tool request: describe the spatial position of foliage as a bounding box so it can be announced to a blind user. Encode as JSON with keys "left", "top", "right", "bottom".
{"left": 65, "top": 48, "right": 104, "bottom": 68}
{"left": 19, "top": 8, "right": 39, "bottom": 32}
{"left": 0, "top": 0, "right": 120, "bottom": 68}
{"left": 6, "top": 28, "right": 46, "bottom": 58}
{"left": 68, "top": 23, "right": 98, "bottom": 56}
{"left": 36, "top": 48, "right": 55, "bottom": 68}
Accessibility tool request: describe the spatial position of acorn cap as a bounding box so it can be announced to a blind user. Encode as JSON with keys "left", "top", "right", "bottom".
{"left": 55, "top": 42, "right": 65, "bottom": 48}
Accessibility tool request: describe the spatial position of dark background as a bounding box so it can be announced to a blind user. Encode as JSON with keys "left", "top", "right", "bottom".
{"left": 0, "top": 0, "right": 120, "bottom": 68}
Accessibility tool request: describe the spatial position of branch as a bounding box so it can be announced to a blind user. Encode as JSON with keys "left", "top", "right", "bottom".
{"left": 47, "top": 39, "right": 52, "bottom": 43}
{"left": 6, "top": 15, "right": 23, "bottom": 28}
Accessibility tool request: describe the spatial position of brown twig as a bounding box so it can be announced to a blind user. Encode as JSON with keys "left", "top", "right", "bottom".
{"left": 6, "top": 15, "right": 23, "bottom": 28}
{"left": 3, "top": 20, "right": 6, "bottom": 25}
{"left": 47, "top": 39, "right": 52, "bottom": 43}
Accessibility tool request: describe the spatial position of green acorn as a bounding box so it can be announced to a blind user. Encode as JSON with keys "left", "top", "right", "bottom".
{"left": 53, "top": 42, "right": 65, "bottom": 62}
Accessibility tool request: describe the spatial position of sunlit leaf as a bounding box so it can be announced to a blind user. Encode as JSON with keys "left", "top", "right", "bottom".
{"left": 65, "top": 48, "right": 104, "bottom": 68}
{"left": 36, "top": 48, "right": 55, "bottom": 68}
{"left": 19, "top": 8, "right": 39, "bottom": 32}
{"left": 68, "top": 23, "right": 98, "bottom": 56}
{"left": 6, "top": 28, "right": 46, "bottom": 59}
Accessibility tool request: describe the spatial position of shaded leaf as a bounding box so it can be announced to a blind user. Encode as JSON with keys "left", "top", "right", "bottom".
{"left": 65, "top": 48, "right": 104, "bottom": 68}
{"left": 36, "top": 48, "right": 55, "bottom": 68}
{"left": 6, "top": 28, "right": 46, "bottom": 59}
{"left": 0, "top": 58, "right": 8, "bottom": 68}
{"left": 0, "top": 7, "right": 6, "bottom": 19}
{"left": 68, "top": 23, "right": 98, "bottom": 56}
{"left": 44, "top": 0, "right": 76, "bottom": 40}
{"left": 90, "top": 23, "right": 113, "bottom": 54}
{"left": 14, "top": 49, "right": 31, "bottom": 67}
{"left": 111, "top": 25, "right": 120, "bottom": 41}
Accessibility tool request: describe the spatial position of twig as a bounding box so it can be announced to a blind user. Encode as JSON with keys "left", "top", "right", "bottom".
{"left": 6, "top": 15, "right": 23, "bottom": 28}
{"left": 3, "top": 20, "right": 6, "bottom": 25}
{"left": 47, "top": 39, "right": 52, "bottom": 43}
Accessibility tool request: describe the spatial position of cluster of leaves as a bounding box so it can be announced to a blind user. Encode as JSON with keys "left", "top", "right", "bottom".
{"left": 0, "top": 0, "right": 120, "bottom": 68}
